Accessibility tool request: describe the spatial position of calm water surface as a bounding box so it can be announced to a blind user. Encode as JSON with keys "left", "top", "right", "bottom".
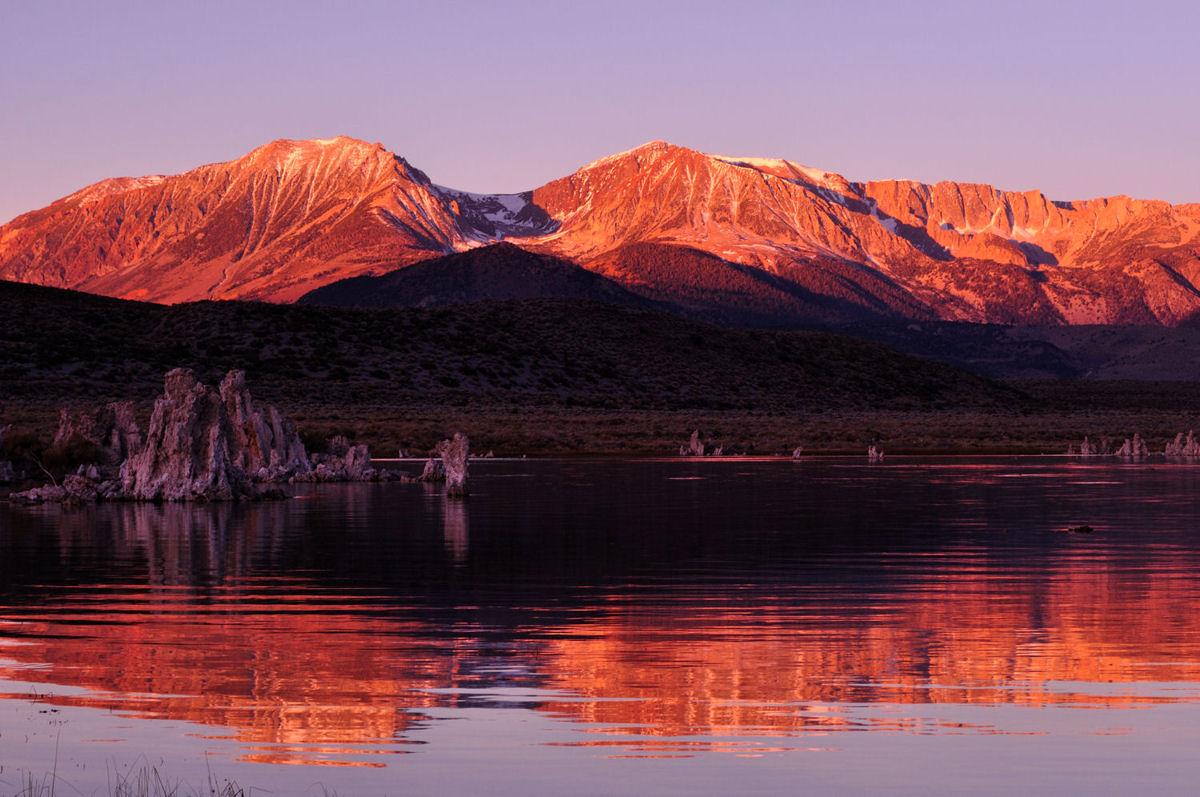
{"left": 2, "top": 457, "right": 1200, "bottom": 794}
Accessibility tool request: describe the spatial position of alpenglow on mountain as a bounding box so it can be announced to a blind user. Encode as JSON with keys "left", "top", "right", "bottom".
{"left": 2, "top": 136, "right": 1199, "bottom": 324}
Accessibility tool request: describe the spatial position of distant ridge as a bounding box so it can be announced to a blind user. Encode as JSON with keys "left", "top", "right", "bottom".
{"left": 297, "top": 242, "right": 649, "bottom": 309}
{"left": 3, "top": 137, "right": 1200, "bottom": 324}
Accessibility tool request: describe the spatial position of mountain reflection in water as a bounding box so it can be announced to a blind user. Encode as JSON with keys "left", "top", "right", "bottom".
{"left": 2, "top": 459, "right": 1200, "bottom": 770}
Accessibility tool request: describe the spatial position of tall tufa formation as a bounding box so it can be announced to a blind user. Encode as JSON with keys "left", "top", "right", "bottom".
{"left": 435, "top": 433, "right": 470, "bottom": 498}
{"left": 120, "top": 369, "right": 309, "bottom": 501}
{"left": 219, "top": 370, "right": 311, "bottom": 480}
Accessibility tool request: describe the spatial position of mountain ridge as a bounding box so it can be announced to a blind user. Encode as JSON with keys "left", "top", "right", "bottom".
{"left": 3, "top": 136, "right": 1199, "bottom": 324}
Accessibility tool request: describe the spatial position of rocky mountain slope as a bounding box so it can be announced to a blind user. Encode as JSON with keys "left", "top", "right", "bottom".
{"left": 3, "top": 137, "right": 1199, "bottom": 323}
{"left": 527, "top": 142, "right": 1200, "bottom": 324}
{"left": 0, "top": 138, "right": 551, "bottom": 303}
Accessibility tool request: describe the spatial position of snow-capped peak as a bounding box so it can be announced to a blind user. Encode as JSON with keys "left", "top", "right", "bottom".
{"left": 433, "top": 185, "right": 558, "bottom": 242}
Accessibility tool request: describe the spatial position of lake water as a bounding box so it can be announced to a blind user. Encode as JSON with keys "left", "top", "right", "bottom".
{"left": 3, "top": 457, "right": 1200, "bottom": 794}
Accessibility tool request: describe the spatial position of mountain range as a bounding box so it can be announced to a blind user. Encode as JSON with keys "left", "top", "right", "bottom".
{"left": 3, "top": 136, "right": 1199, "bottom": 325}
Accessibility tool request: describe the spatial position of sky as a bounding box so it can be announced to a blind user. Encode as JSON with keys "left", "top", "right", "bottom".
{"left": 2, "top": 0, "right": 1198, "bottom": 224}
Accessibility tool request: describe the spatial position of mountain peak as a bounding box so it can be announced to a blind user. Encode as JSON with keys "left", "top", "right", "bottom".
{"left": 579, "top": 140, "right": 695, "bottom": 172}
{"left": 237, "top": 136, "right": 414, "bottom": 177}
{"left": 250, "top": 136, "right": 379, "bottom": 157}
{"left": 5, "top": 137, "right": 1200, "bottom": 325}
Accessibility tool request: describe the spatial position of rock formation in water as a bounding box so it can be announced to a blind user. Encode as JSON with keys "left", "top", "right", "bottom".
{"left": 680, "top": 430, "right": 705, "bottom": 457}
{"left": 418, "top": 457, "right": 447, "bottom": 482}
{"left": 1066, "top": 436, "right": 1101, "bottom": 457}
{"left": 219, "top": 371, "right": 312, "bottom": 481}
{"left": 8, "top": 369, "right": 414, "bottom": 503}
{"left": 120, "top": 369, "right": 266, "bottom": 501}
{"left": 117, "top": 368, "right": 324, "bottom": 500}
{"left": 9, "top": 469, "right": 126, "bottom": 505}
{"left": 9, "top": 484, "right": 68, "bottom": 504}
{"left": 434, "top": 433, "right": 470, "bottom": 498}
{"left": 1164, "top": 431, "right": 1200, "bottom": 457}
{"left": 868, "top": 446, "right": 885, "bottom": 462}
{"left": 1115, "top": 434, "right": 1149, "bottom": 459}
{"left": 310, "top": 434, "right": 402, "bottom": 482}
{"left": 48, "top": 401, "right": 144, "bottom": 475}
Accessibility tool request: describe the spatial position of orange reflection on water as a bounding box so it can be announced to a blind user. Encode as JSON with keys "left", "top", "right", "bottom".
{"left": 533, "top": 554, "right": 1200, "bottom": 749}
{"left": 3, "top": 546, "right": 1200, "bottom": 763}
{"left": 0, "top": 586, "right": 455, "bottom": 766}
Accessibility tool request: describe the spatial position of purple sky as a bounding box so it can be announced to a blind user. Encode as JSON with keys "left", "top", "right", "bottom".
{"left": 2, "top": 0, "right": 1197, "bottom": 224}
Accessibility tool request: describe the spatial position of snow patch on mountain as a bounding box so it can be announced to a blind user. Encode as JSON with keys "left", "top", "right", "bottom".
{"left": 713, "top": 154, "right": 831, "bottom": 185}
{"left": 434, "top": 186, "right": 558, "bottom": 242}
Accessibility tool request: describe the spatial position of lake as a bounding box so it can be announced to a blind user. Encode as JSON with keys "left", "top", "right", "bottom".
{"left": 2, "top": 457, "right": 1200, "bottom": 794}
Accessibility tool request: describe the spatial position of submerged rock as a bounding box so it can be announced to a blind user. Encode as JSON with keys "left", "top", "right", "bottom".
{"left": 9, "top": 471, "right": 123, "bottom": 505}
{"left": 10, "top": 484, "right": 68, "bottom": 504}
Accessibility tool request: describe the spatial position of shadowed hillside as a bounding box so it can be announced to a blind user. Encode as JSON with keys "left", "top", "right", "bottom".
{"left": 297, "top": 242, "right": 650, "bottom": 309}
{"left": 0, "top": 280, "right": 1033, "bottom": 455}
{"left": 0, "top": 279, "right": 1010, "bottom": 411}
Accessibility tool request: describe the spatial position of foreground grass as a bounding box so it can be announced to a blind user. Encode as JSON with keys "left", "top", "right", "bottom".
{"left": 13, "top": 762, "right": 252, "bottom": 797}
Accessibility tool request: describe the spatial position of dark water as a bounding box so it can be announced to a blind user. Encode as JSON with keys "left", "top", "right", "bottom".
{"left": 3, "top": 457, "right": 1200, "bottom": 794}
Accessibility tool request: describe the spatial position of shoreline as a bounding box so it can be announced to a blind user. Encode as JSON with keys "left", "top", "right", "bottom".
{"left": 6, "top": 400, "right": 1200, "bottom": 460}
